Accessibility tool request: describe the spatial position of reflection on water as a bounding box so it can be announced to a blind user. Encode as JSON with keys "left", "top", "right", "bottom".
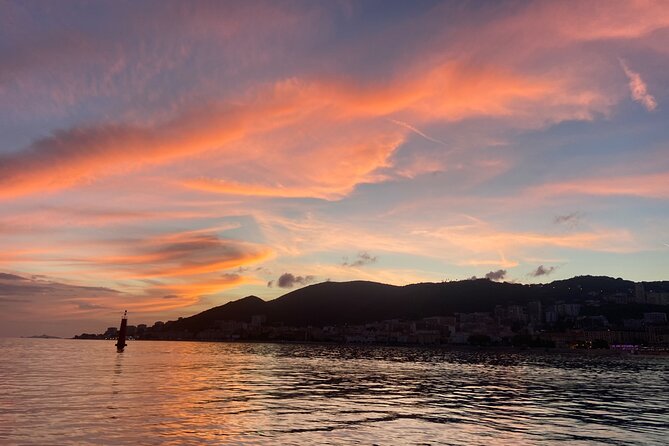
{"left": 1, "top": 339, "right": 667, "bottom": 445}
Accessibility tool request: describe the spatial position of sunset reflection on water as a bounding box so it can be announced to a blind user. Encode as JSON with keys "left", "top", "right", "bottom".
{"left": 1, "top": 339, "right": 667, "bottom": 445}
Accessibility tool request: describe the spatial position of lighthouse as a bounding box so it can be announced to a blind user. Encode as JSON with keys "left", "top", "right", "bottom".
{"left": 116, "top": 310, "right": 128, "bottom": 352}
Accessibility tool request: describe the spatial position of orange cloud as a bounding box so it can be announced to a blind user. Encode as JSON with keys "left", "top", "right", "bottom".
{"left": 532, "top": 172, "right": 669, "bottom": 199}
{"left": 411, "top": 220, "right": 637, "bottom": 255}
{"left": 540, "top": 0, "right": 669, "bottom": 41}
{"left": 0, "top": 206, "right": 223, "bottom": 234}
{"left": 151, "top": 274, "right": 250, "bottom": 299}
{"left": 1, "top": 56, "right": 604, "bottom": 202}
{"left": 181, "top": 179, "right": 328, "bottom": 199}
{"left": 0, "top": 269, "right": 253, "bottom": 326}
{"left": 469, "top": 0, "right": 669, "bottom": 57}
{"left": 89, "top": 232, "right": 273, "bottom": 279}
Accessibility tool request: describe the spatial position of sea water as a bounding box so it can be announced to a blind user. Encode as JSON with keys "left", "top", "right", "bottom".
{"left": 1, "top": 338, "right": 667, "bottom": 445}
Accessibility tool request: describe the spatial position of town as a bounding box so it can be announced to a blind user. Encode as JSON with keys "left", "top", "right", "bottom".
{"left": 76, "top": 280, "right": 669, "bottom": 352}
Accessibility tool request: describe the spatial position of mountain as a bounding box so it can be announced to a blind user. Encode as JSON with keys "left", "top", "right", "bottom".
{"left": 172, "top": 295, "right": 266, "bottom": 333}
{"left": 162, "top": 275, "right": 668, "bottom": 335}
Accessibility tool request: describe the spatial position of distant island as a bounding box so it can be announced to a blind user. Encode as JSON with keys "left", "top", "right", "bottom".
{"left": 24, "top": 334, "right": 61, "bottom": 339}
{"left": 76, "top": 275, "right": 669, "bottom": 351}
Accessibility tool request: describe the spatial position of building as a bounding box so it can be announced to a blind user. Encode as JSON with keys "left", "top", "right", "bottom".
{"left": 647, "top": 292, "right": 669, "bottom": 306}
{"left": 251, "top": 314, "right": 267, "bottom": 327}
{"left": 506, "top": 305, "right": 527, "bottom": 323}
{"left": 635, "top": 283, "right": 646, "bottom": 303}
{"left": 643, "top": 312, "right": 668, "bottom": 325}
{"left": 528, "top": 301, "right": 542, "bottom": 324}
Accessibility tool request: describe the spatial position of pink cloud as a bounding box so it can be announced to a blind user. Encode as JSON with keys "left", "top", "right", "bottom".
{"left": 532, "top": 172, "right": 669, "bottom": 199}
{"left": 2, "top": 60, "right": 592, "bottom": 202}
{"left": 619, "top": 59, "right": 658, "bottom": 111}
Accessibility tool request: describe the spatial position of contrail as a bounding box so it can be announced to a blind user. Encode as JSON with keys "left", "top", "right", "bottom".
{"left": 388, "top": 119, "right": 448, "bottom": 146}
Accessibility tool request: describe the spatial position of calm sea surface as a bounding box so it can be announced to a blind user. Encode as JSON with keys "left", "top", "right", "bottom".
{"left": 1, "top": 339, "right": 667, "bottom": 445}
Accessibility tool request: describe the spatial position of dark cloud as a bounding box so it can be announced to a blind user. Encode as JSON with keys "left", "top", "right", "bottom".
{"left": 529, "top": 265, "right": 557, "bottom": 277}
{"left": 269, "top": 273, "right": 316, "bottom": 289}
{"left": 76, "top": 302, "right": 108, "bottom": 310}
{"left": 0, "top": 273, "right": 119, "bottom": 297}
{"left": 484, "top": 269, "right": 507, "bottom": 281}
{"left": 239, "top": 266, "right": 267, "bottom": 273}
{"left": 162, "top": 294, "right": 179, "bottom": 299}
{"left": 0, "top": 273, "right": 26, "bottom": 281}
{"left": 342, "top": 252, "right": 378, "bottom": 267}
{"left": 0, "top": 297, "right": 29, "bottom": 304}
{"left": 87, "top": 233, "right": 268, "bottom": 278}
{"left": 554, "top": 212, "right": 583, "bottom": 227}
{"left": 0, "top": 271, "right": 121, "bottom": 329}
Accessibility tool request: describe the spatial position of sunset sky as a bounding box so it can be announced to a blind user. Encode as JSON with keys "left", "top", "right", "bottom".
{"left": 2, "top": 0, "right": 669, "bottom": 336}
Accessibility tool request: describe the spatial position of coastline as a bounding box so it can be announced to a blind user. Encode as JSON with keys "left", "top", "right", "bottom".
{"left": 68, "top": 337, "right": 669, "bottom": 357}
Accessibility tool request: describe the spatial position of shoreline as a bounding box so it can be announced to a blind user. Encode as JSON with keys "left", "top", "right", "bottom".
{"left": 66, "top": 337, "right": 669, "bottom": 356}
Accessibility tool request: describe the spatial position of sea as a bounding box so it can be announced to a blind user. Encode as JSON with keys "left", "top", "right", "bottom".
{"left": 1, "top": 338, "right": 667, "bottom": 445}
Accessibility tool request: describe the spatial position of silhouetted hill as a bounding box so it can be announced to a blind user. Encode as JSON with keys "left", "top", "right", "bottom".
{"left": 266, "top": 281, "right": 402, "bottom": 325}
{"left": 174, "top": 295, "right": 266, "bottom": 332}
{"left": 163, "top": 275, "right": 668, "bottom": 335}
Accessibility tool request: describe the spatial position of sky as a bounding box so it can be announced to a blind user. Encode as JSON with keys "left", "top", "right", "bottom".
{"left": 1, "top": 0, "right": 669, "bottom": 337}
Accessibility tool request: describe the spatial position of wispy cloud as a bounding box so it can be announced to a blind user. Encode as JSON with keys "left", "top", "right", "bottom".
{"left": 532, "top": 172, "right": 669, "bottom": 199}
{"left": 619, "top": 59, "right": 658, "bottom": 112}
{"left": 342, "top": 252, "right": 378, "bottom": 267}
{"left": 387, "top": 119, "right": 447, "bottom": 146}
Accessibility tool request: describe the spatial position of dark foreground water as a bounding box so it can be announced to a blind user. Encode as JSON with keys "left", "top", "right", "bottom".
{"left": 1, "top": 339, "right": 667, "bottom": 445}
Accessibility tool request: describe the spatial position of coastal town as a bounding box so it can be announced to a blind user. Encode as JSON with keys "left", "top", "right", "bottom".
{"left": 76, "top": 282, "right": 669, "bottom": 352}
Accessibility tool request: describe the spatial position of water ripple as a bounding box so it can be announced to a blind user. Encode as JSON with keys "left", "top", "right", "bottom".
{"left": 1, "top": 339, "right": 667, "bottom": 445}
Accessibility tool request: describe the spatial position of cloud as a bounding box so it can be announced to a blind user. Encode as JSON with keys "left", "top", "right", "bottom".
{"left": 0, "top": 269, "right": 254, "bottom": 336}
{"left": 387, "top": 119, "right": 447, "bottom": 146}
{"left": 554, "top": 212, "right": 583, "bottom": 228}
{"left": 0, "top": 272, "right": 121, "bottom": 323}
{"left": 484, "top": 269, "right": 507, "bottom": 281}
{"left": 619, "top": 59, "right": 658, "bottom": 112}
{"left": 1, "top": 53, "right": 607, "bottom": 203}
{"left": 0, "top": 273, "right": 119, "bottom": 299}
{"left": 89, "top": 232, "right": 272, "bottom": 279}
{"left": 412, "top": 217, "right": 638, "bottom": 257}
{"left": 150, "top": 274, "right": 248, "bottom": 299}
{"left": 0, "top": 101, "right": 262, "bottom": 200}
{"left": 342, "top": 252, "right": 378, "bottom": 267}
{"left": 529, "top": 265, "right": 557, "bottom": 277}
{"left": 76, "top": 302, "right": 108, "bottom": 310}
{"left": 0, "top": 273, "right": 26, "bottom": 281}
{"left": 271, "top": 273, "right": 316, "bottom": 289}
{"left": 532, "top": 172, "right": 669, "bottom": 199}
{"left": 393, "top": 155, "right": 445, "bottom": 179}
{"left": 1, "top": 0, "right": 664, "bottom": 205}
